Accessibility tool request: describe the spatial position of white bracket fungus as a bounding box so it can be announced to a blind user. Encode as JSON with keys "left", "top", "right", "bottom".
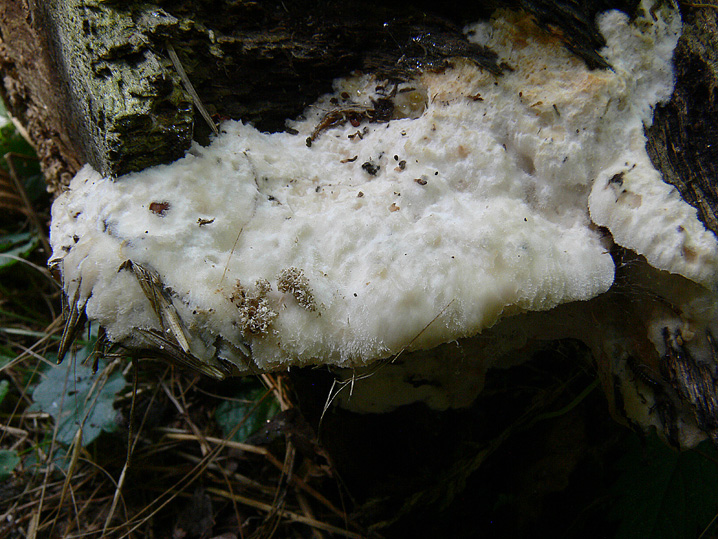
{"left": 50, "top": 1, "right": 718, "bottom": 447}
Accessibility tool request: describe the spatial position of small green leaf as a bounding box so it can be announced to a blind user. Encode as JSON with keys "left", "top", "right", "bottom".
{"left": 0, "top": 449, "right": 19, "bottom": 481}
{"left": 0, "top": 232, "right": 32, "bottom": 249}
{"left": 215, "top": 382, "right": 280, "bottom": 442}
{"left": 611, "top": 432, "right": 718, "bottom": 539}
{"left": 0, "top": 379, "right": 9, "bottom": 406}
{"left": 30, "top": 343, "right": 125, "bottom": 447}
{"left": 0, "top": 231, "right": 39, "bottom": 270}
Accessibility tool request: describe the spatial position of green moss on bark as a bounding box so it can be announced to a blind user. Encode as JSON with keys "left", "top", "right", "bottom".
{"left": 43, "top": 0, "right": 194, "bottom": 178}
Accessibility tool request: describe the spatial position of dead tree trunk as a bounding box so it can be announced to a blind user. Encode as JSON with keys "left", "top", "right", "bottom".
{"left": 1, "top": 0, "right": 717, "bottom": 535}
{"left": 9, "top": 0, "right": 713, "bottom": 195}
{"left": 2, "top": 1, "right": 715, "bottom": 227}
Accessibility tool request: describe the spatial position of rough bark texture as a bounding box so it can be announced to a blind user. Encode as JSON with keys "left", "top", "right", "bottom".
{"left": 38, "top": 0, "right": 195, "bottom": 184}
{"left": 0, "top": 0, "right": 81, "bottom": 192}
{"left": 646, "top": 7, "right": 718, "bottom": 235}
{"left": 1, "top": 0, "right": 643, "bottom": 192}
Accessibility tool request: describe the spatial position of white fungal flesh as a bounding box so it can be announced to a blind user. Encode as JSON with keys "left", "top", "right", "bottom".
{"left": 50, "top": 1, "right": 718, "bottom": 429}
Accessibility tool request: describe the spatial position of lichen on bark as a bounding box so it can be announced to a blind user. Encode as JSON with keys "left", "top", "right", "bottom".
{"left": 41, "top": 0, "right": 194, "bottom": 180}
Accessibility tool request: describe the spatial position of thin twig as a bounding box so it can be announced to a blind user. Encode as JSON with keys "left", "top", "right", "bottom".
{"left": 102, "top": 359, "right": 140, "bottom": 534}
{"left": 160, "top": 429, "right": 348, "bottom": 520}
{"left": 220, "top": 226, "right": 243, "bottom": 286}
{"left": 0, "top": 253, "right": 56, "bottom": 281}
{"left": 4, "top": 152, "right": 51, "bottom": 257}
{"left": 206, "top": 487, "right": 365, "bottom": 539}
{"left": 161, "top": 379, "right": 212, "bottom": 457}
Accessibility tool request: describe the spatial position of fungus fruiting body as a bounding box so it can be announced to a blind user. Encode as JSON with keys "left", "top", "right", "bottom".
{"left": 50, "top": 1, "right": 718, "bottom": 447}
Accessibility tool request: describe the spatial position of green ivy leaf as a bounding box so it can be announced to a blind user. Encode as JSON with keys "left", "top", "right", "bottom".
{"left": 215, "top": 382, "right": 280, "bottom": 443}
{"left": 0, "top": 231, "right": 39, "bottom": 271}
{"left": 29, "top": 343, "right": 125, "bottom": 447}
{"left": 0, "top": 449, "right": 19, "bottom": 481}
{"left": 611, "top": 432, "right": 718, "bottom": 539}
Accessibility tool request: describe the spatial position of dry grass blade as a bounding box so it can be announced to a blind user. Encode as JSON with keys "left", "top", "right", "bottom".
{"left": 160, "top": 430, "right": 278, "bottom": 458}
{"left": 0, "top": 316, "right": 62, "bottom": 371}
{"left": 136, "top": 327, "right": 228, "bottom": 379}
{"left": 35, "top": 354, "right": 79, "bottom": 538}
{"left": 50, "top": 425, "right": 84, "bottom": 535}
{"left": 120, "top": 260, "right": 191, "bottom": 353}
{"left": 159, "top": 429, "right": 349, "bottom": 521}
{"left": 254, "top": 441, "right": 295, "bottom": 538}
{"left": 261, "top": 373, "right": 291, "bottom": 411}
{"left": 47, "top": 357, "right": 124, "bottom": 534}
{"left": 0, "top": 253, "right": 55, "bottom": 281}
{"left": 113, "top": 442, "right": 227, "bottom": 537}
{"left": 57, "top": 277, "right": 87, "bottom": 363}
{"left": 320, "top": 299, "right": 455, "bottom": 424}
{"left": 166, "top": 41, "right": 219, "bottom": 136}
{"left": 161, "top": 378, "right": 211, "bottom": 457}
{"left": 4, "top": 152, "right": 50, "bottom": 256}
{"left": 0, "top": 168, "right": 27, "bottom": 217}
{"left": 681, "top": 1, "right": 718, "bottom": 7}
{"left": 102, "top": 360, "right": 140, "bottom": 534}
{"left": 206, "top": 487, "right": 365, "bottom": 539}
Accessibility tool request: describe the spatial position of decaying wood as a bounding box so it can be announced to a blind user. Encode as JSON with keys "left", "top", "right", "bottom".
{"left": 646, "top": 6, "right": 718, "bottom": 235}
{"left": 0, "top": 0, "right": 674, "bottom": 195}
{"left": 0, "top": 1, "right": 81, "bottom": 192}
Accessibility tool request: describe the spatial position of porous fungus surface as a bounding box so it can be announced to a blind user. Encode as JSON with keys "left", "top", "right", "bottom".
{"left": 50, "top": 2, "right": 716, "bottom": 377}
